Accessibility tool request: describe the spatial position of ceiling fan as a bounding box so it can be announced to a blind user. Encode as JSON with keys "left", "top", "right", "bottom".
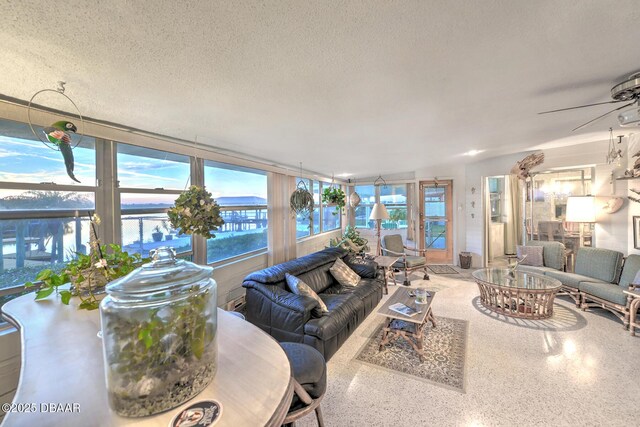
{"left": 538, "top": 71, "right": 640, "bottom": 131}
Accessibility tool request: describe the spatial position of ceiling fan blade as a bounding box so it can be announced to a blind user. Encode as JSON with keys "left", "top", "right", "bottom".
{"left": 538, "top": 99, "right": 628, "bottom": 115}
{"left": 571, "top": 101, "right": 636, "bottom": 132}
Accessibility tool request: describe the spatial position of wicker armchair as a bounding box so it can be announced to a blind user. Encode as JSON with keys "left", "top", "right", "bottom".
{"left": 381, "top": 234, "right": 430, "bottom": 286}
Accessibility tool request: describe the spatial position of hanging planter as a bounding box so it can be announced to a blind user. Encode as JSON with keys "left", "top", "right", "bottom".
{"left": 349, "top": 191, "right": 361, "bottom": 208}
{"left": 322, "top": 186, "right": 346, "bottom": 216}
{"left": 168, "top": 185, "right": 224, "bottom": 239}
{"left": 290, "top": 180, "right": 314, "bottom": 220}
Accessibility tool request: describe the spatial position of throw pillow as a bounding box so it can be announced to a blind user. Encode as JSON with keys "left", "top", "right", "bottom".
{"left": 285, "top": 273, "right": 328, "bottom": 313}
{"left": 516, "top": 245, "right": 544, "bottom": 267}
{"left": 330, "top": 257, "right": 361, "bottom": 287}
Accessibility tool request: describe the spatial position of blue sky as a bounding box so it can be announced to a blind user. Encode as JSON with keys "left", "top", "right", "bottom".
{"left": 0, "top": 133, "right": 267, "bottom": 204}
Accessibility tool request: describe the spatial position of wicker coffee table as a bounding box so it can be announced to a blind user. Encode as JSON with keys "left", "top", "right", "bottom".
{"left": 472, "top": 268, "right": 561, "bottom": 319}
{"left": 376, "top": 288, "right": 436, "bottom": 361}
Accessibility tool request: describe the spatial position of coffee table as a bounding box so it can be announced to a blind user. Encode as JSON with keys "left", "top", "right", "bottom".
{"left": 376, "top": 288, "right": 436, "bottom": 361}
{"left": 472, "top": 268, "right": 562, "bottom": 319}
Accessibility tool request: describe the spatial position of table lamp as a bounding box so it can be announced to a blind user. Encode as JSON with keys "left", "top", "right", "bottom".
{"left": 566, "top": 196, "right": 596, "bottom": 223}
{"left": 369, "top": 203, "right": 390, "bottom": 256}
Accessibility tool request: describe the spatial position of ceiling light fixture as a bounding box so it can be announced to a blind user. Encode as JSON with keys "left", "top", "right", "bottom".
{"left": 618, "top": 106, "right": 640, "bottom": 127}
{"left": 605, "top": 127, "right": 623, "bottom": 166}
{"left": 464, "top": 150, "right": 484, "bottom": 156}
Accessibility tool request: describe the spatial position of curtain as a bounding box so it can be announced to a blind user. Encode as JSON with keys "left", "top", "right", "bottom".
{"left": 406, "top": 183, "right": 416, "bottom": 242}
{"left": 267, "top": 172, "right": 297, "bottom": 265}
{"left": 504, "top": 174, "right": 523, "bottom": 254}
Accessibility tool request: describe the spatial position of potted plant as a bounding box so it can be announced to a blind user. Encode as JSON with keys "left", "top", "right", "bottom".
{"left": 322, "top": 186, "right": 346, "bottom": 216}
{"left": 25, "top": 243, "right": 148, "bottom": 310}
{"left": 168, "top": 185, "right": 224, "bottom": 239}
{"left": 290, "top": 180, "right": 314, "bottom": 222}
{"left": 151, "top": 225, "right": 164, "bottom": 242}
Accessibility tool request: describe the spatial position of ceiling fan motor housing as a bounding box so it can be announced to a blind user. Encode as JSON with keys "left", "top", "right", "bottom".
{"left": 611, "top": 72, "right": 640, "bottom": 101}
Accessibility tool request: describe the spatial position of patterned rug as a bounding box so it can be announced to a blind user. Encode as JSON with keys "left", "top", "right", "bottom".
{"left": 427, "top": 264, "right": 459, "bottom": 274}
{"left": 354, "top": 316, "right": 469, "bottom": 392}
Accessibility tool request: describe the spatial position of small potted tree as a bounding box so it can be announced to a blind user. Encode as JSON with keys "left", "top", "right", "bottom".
{"left": 151, "top": 225, "right": 164, "bottom": 242}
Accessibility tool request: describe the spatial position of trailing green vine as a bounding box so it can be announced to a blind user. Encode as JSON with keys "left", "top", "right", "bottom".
{"left": 322, "top": 186, "right": 346, "bottom": 216}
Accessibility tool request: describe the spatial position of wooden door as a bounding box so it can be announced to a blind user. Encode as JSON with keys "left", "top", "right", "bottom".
{"left": 420, "top": 180, "right": 453, "bottom": 264}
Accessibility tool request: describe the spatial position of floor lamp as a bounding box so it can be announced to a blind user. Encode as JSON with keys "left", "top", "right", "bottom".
{"left": 370, "top": 203, "right": 390, "bottom": 256}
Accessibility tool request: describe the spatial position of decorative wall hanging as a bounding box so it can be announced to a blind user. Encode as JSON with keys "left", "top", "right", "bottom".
{"left": 510, "top": 152, "right": 545, "bottom": 181}
{"left": 27, "top": 82, "right": 85, "bottom": 183}
{"left": 602, "top": 197, "right": 624, "bottom": 214}
{"left": 290, "top": 163, "right": 314, "bottom": 220}
{"left": 606, "top": 128, "right": 623, "bottom": 166}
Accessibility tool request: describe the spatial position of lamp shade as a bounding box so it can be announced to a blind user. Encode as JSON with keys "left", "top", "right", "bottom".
{"left": 566, "top": 196, "right": 596, "bottom": 222}
{"left": 369, "top": 203, "right": 390, "bottom": 220}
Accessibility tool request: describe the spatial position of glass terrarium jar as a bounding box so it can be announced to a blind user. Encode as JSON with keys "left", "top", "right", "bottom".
{"left": 99, "top": 247, "right": 217, "bottom": 417}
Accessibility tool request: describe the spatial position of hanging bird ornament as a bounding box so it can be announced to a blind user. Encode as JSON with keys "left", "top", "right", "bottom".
{"left": 43, "top": 121, "right": 80, "bottom": 182}
{"left": 27, "top": 82, "right": 86, "bottom": 184}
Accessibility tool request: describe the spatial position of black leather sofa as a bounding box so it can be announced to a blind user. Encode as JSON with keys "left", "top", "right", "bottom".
{"left": 242, "top": 247, "right": 384, "bottom": 360}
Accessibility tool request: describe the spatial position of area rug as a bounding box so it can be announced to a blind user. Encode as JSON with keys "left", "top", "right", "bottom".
{"left": 354, "top": 316, "right": 469, "bottom": 392}
{"left": 427, "top": 264, "right": 459, "bottom": 274}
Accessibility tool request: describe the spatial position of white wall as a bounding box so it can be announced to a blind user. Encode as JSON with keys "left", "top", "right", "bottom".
{"left": 460, "top": 139, "right": 637, "bottom": 266}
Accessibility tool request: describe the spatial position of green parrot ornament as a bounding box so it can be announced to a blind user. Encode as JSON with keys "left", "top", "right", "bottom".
{"left": 42, "top": 120, "right": 80, "bottom": 183}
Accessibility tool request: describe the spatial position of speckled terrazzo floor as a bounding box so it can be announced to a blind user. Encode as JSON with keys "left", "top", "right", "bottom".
{"left": 297, "top": 271, "right": 640, "bottom": 427}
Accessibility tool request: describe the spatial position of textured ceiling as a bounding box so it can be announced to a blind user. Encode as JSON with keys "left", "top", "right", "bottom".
{"left": 1, "top": 0, "right": 639, "bottom": 178}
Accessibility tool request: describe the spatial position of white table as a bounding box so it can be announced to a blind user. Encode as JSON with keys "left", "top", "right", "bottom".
{"left": 1, "top": 293, "right": 293, "bottom": 426}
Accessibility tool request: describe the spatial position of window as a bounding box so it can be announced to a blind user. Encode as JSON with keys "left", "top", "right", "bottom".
{"left": 321, "top": 181, "right": 341, "bottom": 232}
{"left": 204, "top": 161, "right": 267, "bottom": 263}
{"left": 117, "top": 143, "right": 192, "bottom": 257}
{"left": 294, "top": 179, "right": 343, "bottom": 239}
{"left": 380, "top": 184, "right": 407, "bottom": 229}
{"left": 0, "top": 118, "right": 96, "bottom": 296}
{"left": 354, "top": 184, "right": 376, "bottom": 229}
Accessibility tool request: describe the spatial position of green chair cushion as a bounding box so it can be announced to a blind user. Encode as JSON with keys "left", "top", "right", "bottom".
{"left": 574, "top": 247, "right": 623, "bottom": 283}
{"left": 393, "top": 256, "right": 426, "bottom": 269}
{"left": 618, "top": 254, "right": 640, "bottom": 289}
{"left": 517, "top": 265, "right": 558, "bottom": 275}
{"left": 579, "top": 281, "right": 628, "bottom": 306}
{"left": 381, "top": 234, "right": 404, "bottom": 256}
{"left": 544, "top": 271, "right": 608, "bottom": 290}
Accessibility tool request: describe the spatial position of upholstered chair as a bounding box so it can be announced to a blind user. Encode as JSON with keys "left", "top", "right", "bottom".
{"left": 381, "top": 234, "right": 429, "bottom": 285}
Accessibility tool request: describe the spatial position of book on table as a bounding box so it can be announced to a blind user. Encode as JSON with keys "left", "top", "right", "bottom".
{"left": 388, "top": 302, "right": 420, "bottom": 317}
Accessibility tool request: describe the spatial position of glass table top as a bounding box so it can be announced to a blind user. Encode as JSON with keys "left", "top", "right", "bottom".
{"left": 472, "top": 268, "right": 562, "bottom": 290}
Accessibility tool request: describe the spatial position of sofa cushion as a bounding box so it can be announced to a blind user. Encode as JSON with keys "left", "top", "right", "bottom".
{"left": 579, "top": 281, "right": 629, "bottom": 306}
{"left": 517, "top": 245, "right": 544, "bottom": 266}
{"left": 305, "top": 293, "right": 364, "bottom": 339}
{"left": 544, "top": 271, "right": 609, "bottom": 290}
{"left": 244, "top": 246, "right": 347, "bottom": 291}
{"left": 330, "top": 257, "right": 361, "bottom": 287}
{"left": 526, "top": 240, "right": 565, "bottom": 271}
{"left": 286, "top": 273, "right": 328, "bottom": 313}
{"left": 516, "top": 265, "right": 558, "bottom": 275}
{"left": 618, "top": 254, "right": 640, "bottom": 289}
{"left": 336, "top": 278, "right": 381, "bottom": 301}
{"left": 574, "top": 247, "right": 623, "bottom": 283}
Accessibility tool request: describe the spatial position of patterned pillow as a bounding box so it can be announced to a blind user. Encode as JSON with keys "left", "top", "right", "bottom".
{"left": 329, "top": 257, "right": 361, "bottom": 287}
{"left": 516, "top": 245, "right": 544, "bottom": 267}
{"left": 285, "top": 273, "right": 328, "bottom": 313}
